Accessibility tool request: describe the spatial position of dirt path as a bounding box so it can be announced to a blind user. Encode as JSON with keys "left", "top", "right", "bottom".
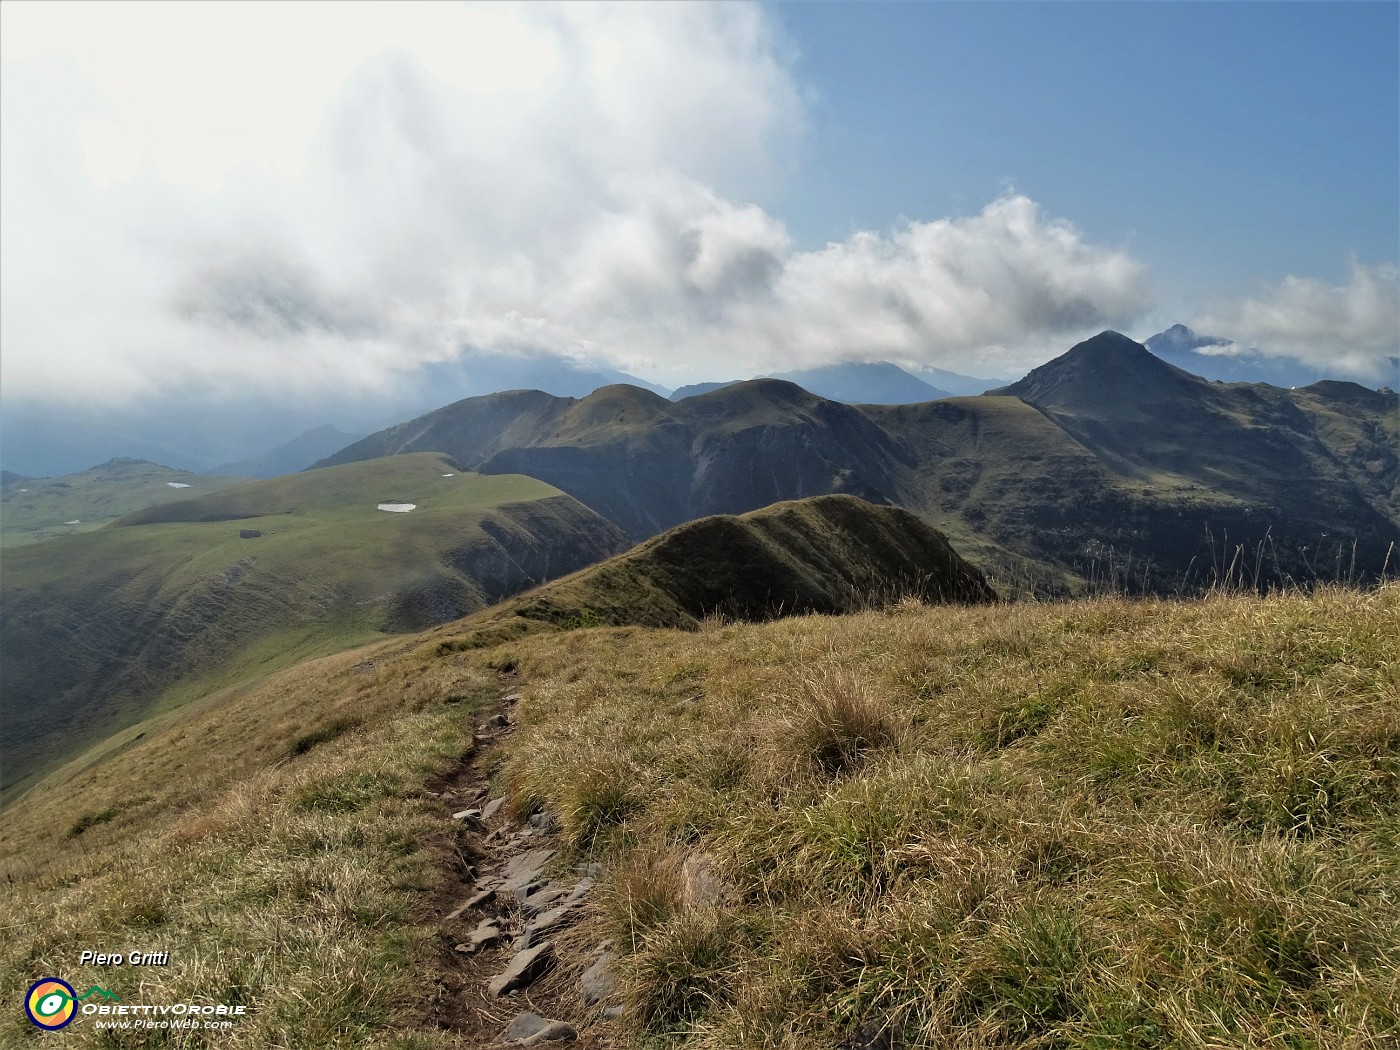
{"left": 422, "top": 681, "right": 624, "bottom": 1048}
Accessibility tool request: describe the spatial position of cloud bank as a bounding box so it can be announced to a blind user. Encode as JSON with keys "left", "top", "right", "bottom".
{"left": 2, "top": 1, "right": 1161, "bottom": 411}
{"left": 1196, "top": 261, "right": 1400, "bottom": 385}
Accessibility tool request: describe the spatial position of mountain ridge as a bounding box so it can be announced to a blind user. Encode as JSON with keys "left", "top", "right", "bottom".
{"left": 318, "top": 332, "right": 1399, "bottom": 592}
{"left": 669, "top": 360, "right": 965, "bottom": 404}
{"left": 319, "top": 380, "right": 910, "bottom": 542}
{"left": 445, "top": 494, "right": 993, "bottom": 642}
{"left": 213, "top": 424, "right": 364, "bottom": 478}
{"left": 991, "top": 330, "right": 1207, "bottom": 413}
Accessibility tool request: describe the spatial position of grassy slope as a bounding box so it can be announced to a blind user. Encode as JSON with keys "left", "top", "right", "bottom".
{"left": 1, "top": 586, "right": 1396, "bottom": 1048}
{"left": 501, "top": 587, "right": 1400, "bottom": 1048}
{"left": 0, "top": 454, "right": 627, "bottom": 799}
{"left": 487, "top": 494, "right": 993, "bottom": 632}
{"left": 1288, "top": 382, "right": 1400, "bottom": 523}
{"left": 872, "top": 396, "right": 1118, "bottom": 593}
{"left": 0, "top": 635, "right": 495, "bottom": 1049}
{"left": 0, "top": 459, "right": 251, "bottom": 547}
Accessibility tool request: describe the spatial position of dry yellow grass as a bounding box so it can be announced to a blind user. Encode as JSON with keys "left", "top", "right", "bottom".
{"left": 2, "top": 585, "right": 1396, "bottom": 1047}
{"left": 498, "top": 586, "right": 1399, "bottom": 1048}
{"left": 0, "top": 633, "right": 501, "bottom": 1048}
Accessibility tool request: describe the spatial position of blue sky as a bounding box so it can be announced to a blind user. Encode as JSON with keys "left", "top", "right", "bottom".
{"left": 2, "top": 0, "right": 1396, "bottom": 423}
{"left": 774, "top": 1, "right": 1398, "bottom": 326}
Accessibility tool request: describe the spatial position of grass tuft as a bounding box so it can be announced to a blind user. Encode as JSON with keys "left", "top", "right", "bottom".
{"left": 289, "top": 715, "right": 366, "bottom": 758}
{"left": 66, "top": 805, "right": 122, "bottom": 839}
{"left": 605, "top": 849, "right": 688, "bottom": 948}
{"left": 624, "top": 909, "right": 751, "bottom": 1032}
{"left": 778, "top": 670, "right": 904, "bottom": 778}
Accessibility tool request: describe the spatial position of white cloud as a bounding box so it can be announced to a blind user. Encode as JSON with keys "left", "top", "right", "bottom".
{"left": 762, "top": 195, "right": 1150, "bottom": 373}
{"left": 1, "top": 1, "right": 1151, "bottom": 410}
{"left": 1197, "top": 261, "right": 1400, "bottom": 384}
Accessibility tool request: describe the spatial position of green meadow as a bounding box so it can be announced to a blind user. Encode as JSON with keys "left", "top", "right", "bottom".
{"left": 0, "top": 453, "right": 624, "bottom": 800}
{"left": 0, "top": 459, "right": 250, "bottom": 548}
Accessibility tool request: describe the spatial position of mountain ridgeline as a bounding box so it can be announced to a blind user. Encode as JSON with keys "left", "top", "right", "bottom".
{"left": 0, "top": 458, "right": 251, "bottom": 547}
{"left": 213, "top": 424, "right": 364, "bottom": 479}
{"left": 319, "top": 332, "right": 1400, "bottom": 593}
{"left": 472, "top": 494, "right": 994, "bottom": 635}
{"left": 666, "top": 360, "right": 1006, "bottom": 402}
{"left": 667, "top": 361, "right": 952, "bottom": 404}
{"left": 319, "top": 381, "right": 906, "bottom": 542}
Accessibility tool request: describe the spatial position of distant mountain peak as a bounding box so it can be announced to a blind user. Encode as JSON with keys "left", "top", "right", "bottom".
{"left": 1146, "top": 323, "right": 1235, "bottom": 356}
{"left": 684, "top": 376, "right": 815, "bottom": 402}
{"left": 216, "top": 425, "right": 365, "bottom": 479}
{"left": 99, "top": 456, "right": 155, "bottom": 467}
{"left": 672, "top": 378, "right": 826, "bottom": 420}
{"left": 670, "top": 360, "right": 953, "bottom": 405}
{"left": 990, "top": 331, "right": 1201, "bottom": 411}
{"left": 1141, "top": 324, "right": 1357, "bottom": 388}
{"left": 92, "top": 457, "right": 169, "bottom": 473}
{"left": 747, "top": 376, "right": 818, "bottom": 398}
{"left": 1036, "top": 330, "right": 1165, "bottom": 373}
{"left": 582, "top": 382, "right": 674, "bottom": 407}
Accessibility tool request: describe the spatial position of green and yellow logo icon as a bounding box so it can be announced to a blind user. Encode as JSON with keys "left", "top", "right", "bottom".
{"left": 25, "top": 978, "right": 120, "bottom": 1029}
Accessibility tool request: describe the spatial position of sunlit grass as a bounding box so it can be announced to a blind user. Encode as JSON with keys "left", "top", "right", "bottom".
{"left": 0, "top": 633, "right": 504, "bottom": 1048}
{"left": 3, "top": 585, "right": 1395, "bottom": 1047}
{"left": 498, "top": 585, "right": 1400, "bottom": 1047}
{"left": 0, "top": 455, "right": 621, "bottom": 801}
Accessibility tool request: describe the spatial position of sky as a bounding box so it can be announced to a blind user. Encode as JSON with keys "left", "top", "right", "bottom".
{"left": 2, "top": 0, "right": 1397, "bottom": 435}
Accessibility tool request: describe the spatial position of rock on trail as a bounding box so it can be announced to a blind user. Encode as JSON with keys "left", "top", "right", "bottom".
{"left": 429, "top": 688, "right": 624, "bottom": 1047}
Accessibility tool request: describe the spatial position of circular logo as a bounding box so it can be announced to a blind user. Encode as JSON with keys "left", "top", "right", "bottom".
{"left": 26, "top": 978, "right": 77, "bottom": 1030}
